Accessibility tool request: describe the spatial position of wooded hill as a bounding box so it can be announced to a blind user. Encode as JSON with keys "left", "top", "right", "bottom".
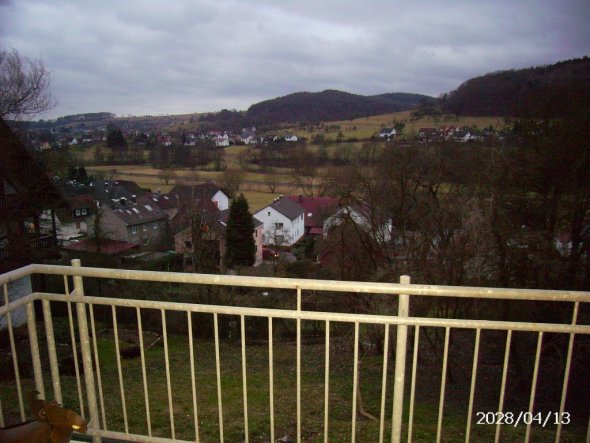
{"left": 441, "top": 57, "right": 590, "bottom": 117}
{"left": 246, "top": 89, "right": 432, "bottom": 125}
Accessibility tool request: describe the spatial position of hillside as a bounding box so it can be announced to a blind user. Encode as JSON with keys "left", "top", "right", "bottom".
{"left": 442, "top": 57, "right": 590, "bottom": 117}
{"left": 246, "top": 90, "right": 432, "bottom": 125}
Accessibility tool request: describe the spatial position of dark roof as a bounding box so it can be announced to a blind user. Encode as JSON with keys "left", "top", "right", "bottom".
{"left": 286, "top": 195, "right": 339, "bottom": 228}
{"left": 0, "top": 119, "right": 63, "bottom": 212}
{"left": 91, "top": 179, "right": 144, "bottom": 205}
{"left": 145, "top": 191, "right": 178, "bottom": 210}
{"left": 108, "top": 197, "right": 168, "bottom": 226}
{"left": 171, "top": 182, "right": 226, "bottom": 202}
{"left": 63, "top": 239, "right": 138, "bottom": 255}
{"left": 258, "top": 196, "right": 304, "bottom": 220}
{"left": 55, "top": 194, "right": 95, "bottom": 224}
{"left": 217, "top": 209, "right": 263, "bottom": 231}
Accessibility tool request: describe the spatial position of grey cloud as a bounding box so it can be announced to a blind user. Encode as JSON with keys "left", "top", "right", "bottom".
{"left": 1, "top": 0, "right": 588, "bottom": 118}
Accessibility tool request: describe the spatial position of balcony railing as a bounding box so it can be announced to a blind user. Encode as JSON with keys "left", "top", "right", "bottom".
{"left": 0, "top": 194, "right": 21, "bottom": 211}
{"left": 0, "top": 261, "right": 589, "bottom": 443}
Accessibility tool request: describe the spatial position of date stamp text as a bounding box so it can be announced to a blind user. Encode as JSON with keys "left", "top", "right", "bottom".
{"left": 476, "top": 411, "right": 570, "bottom": 427}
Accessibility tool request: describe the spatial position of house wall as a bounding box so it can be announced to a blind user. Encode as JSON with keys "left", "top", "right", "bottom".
{"left": 254, "top": 206, "right": 304, "bottom": 246}
{"left": 212, "top": 190, "right": 229, "bottom": 211}
{"left": 127, "top": 219, "right": 167, "bottom": 250}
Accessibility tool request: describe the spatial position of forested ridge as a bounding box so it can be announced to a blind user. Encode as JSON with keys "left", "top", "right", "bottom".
{"left": 441, "top": 57, "right": 590, "bottom": 117}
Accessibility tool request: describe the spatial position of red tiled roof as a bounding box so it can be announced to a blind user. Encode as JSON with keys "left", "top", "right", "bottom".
{"left": 286, "top": 195, "right": 339, "bottom": 228}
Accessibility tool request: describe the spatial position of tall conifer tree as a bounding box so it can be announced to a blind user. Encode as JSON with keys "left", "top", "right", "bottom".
{"left": 225, "top": 194, "right": 255, "bottom": 267}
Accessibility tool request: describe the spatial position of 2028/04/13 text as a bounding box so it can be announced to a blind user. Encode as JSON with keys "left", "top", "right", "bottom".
{"left": 476, "top": 411, "right": 570, "bottom": 427}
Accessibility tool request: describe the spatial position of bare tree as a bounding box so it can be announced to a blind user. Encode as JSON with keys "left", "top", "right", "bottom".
{"left": 264, "top": 173, "right": 279, "bottom": 193}
{"left": 0, "top": 47, "right": 55, "bottom": 120}
{"left": 158, "top": 167, "right": 177, "bottom": 185}
{"left": 222, "top": 168, "right": 245, "bottom": 198}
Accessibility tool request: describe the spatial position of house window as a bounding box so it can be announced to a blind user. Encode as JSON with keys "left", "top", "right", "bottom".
{"left": 75, "top": 209, "right": 81, "bottom": 216}
{"left": 143, "top": 238, "right": 148, "bottom": 246}
{"left": 185, "top": 240, "right": 192, "bottom": 248}
{"left": 131, "top": 226, "right": 137, "bottom": 235}
{"left": 275, "top": 223, "right": 283, "bottom": 229}
{"left": 81, "top": 208, "right": 87, "bottom": 215}
{"left": 153, "top": 222, "right": 158, "bottom": 230}
{"left": 143, "top": 224, "right": 148, "bottom": 232}
{"left": 268, "top": 211, "right": 271, "bottom": 216}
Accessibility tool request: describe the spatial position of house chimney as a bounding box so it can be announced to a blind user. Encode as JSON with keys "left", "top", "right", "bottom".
{"left": 131, "top": 194, "right": 137, "bottom": 203}
{"left": 120, "top": 197, "right": 126, "bottom": 206}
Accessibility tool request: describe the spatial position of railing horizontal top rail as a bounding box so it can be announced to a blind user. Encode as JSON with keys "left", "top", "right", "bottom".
{"left": 22, "top": 292, "right": 590, "bottom": 334}
{"left": 1, "top": 263, "right": 589, "bottom": 303}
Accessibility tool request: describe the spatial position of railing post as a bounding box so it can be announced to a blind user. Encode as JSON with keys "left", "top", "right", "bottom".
{"left": 72, "top": 259, "right": 101, "bottom": 443}
{"left": 26, "top": 301, "right": 45, "bottom": 399}
{"left": 391, "top": 275, "right": 410, "bottom": 443}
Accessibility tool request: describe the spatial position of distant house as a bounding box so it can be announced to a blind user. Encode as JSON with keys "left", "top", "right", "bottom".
{"left": 92, "top": 198, "right": 168, "bottom": 250}
{"left": 286, "top": 195, "right": 339, "bottom": 236}
{"left": 453, "top": 131, "right": 472, "bottom": 143}
{"left": 170, "top": 182, "right": 229, "bottom": 212}
{"left": 215, "top": 133, "right": 230, "bottom": 147}
{"left": 254, "top": 196, "right": 305, "bottom": 246}
{"left": 284, "top": 134, "right": 298, "bottom": 142}
{"left": 41, "top": 194, "right": 95, "bottom": 245}
{"left": 378, "top": 128, "right": 396, "bottom": 138}
{"left": 323, "top": 205, "right": 393, "bottom": 245}
{"left": 173, "top": 206, "right": 263, "bottom": 268}
{"left": 91, "top": 179, "right": 144, "bottom": 206}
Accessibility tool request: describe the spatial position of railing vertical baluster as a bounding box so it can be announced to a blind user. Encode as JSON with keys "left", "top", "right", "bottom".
{"left": 495, "top": 330, "right": 512, "bottom": 443}
{"left": 138, "top": 308, "right": 152, "bottom": 437}
{"left": 3, "top": 283, "right": 25, "bottom": 421}
{"left": 89, "top": 305, "right": 106, "bottom": 430}
{"left": 64, "top": 276, "right": 85, "bottom": 418}
{"left": 268, "top": 316, "right": 275, "bottom": 443}
{"left": 161, "top": 309, "right": 175, "bottom": 440}
{"left": 112, "top": 306, "right": 128, "bottom": 435}
{"left": 72, "top": 259, "right": 101, "bottom": 443}
{"left": 214, "top": 313, "right": 224, "bottom": 442}
{"left": 296, "top": 286, "right": 302, "bottom": 443}
{"left": 26, "top": 301, "right": 45, "bottom": 398}
{"left": 525, "top": 332, "right": 543, "bottom": 443}
{"left": 465, "top": 328, "right": 481, "bottom": 442}
{"left": 436, "top": 327, "right": 450, "bottom": 443}
{"left": 324, "top": 320, "right": 330, "bottom": 443}
{"left": 379, "top": 324, "right": 390, "bottom": 443}
{"left": 241, "top": 315, "right": 249, "bottom": 443}
{"left": 555, "top": 302, "right": 579, "bottom": 443}
{"left": 407, "top": 325, "right": 420, "bottom": 443}
{"left": 351, "top": 321, "right": 360, "bottom": 443}
{"left": 391, "top": 275, "right": 410, "bottom": 443}
{"left": 42, "top": 299, "right": 62, "bottom": 404}
{"left": 187, "top": 312, "right": 199, "bottom": 442}
{"left": 0, "top": 394, "right": 4, "bottom": 427}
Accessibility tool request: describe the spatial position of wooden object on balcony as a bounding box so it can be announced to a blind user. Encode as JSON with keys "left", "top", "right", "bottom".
{"left": 0, "top": 392, "right": 87, "bottom": 443}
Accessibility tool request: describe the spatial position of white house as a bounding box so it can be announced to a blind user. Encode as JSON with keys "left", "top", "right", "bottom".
{"left": 284, "top": 134, "right": 298, "bottom": 142}
{"left": 254, "top": 196, "right": 305, "bottom": 246}
{"left": 324, "top": 205, "right": 393, "bottom": 244}
{"left": 378, "top": 128, "right": 397, "bottom": 138}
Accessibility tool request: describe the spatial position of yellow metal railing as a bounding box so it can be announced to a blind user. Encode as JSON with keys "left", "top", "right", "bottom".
{"left": 0, "top": 260, "right": 589, "bottom": 443}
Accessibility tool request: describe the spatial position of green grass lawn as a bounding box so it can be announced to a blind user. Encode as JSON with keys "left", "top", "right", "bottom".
{"left": 1, "top": 318, "right": 585, "bottom": 442}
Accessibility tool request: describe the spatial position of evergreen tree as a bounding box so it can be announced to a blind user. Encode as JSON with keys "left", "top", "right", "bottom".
{"left": 225, "top": 194, "right": 255, "bottom": 268}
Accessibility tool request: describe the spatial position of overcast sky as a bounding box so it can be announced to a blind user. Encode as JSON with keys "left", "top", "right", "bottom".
{"left": 2, "top": 0, "right": 589, "bottom": 119}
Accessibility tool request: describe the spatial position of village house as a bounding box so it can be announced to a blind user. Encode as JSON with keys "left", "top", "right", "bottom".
{"left": 41, "top": 194, "right": 95, "bottom": 245}
{"left": 254, "top": 196, "right": 305, "bottom": 246}
{"left": 378, "top": 128, "right": 397, "bottom": 138}
{"left": 286, "top": 195, "right": 339, "bottom": 236}
{"left": 174, "top": 207, "right": 263, "bottom": 269}
{"left": 93, "top": 197, "right": 168, "bottom": 250}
